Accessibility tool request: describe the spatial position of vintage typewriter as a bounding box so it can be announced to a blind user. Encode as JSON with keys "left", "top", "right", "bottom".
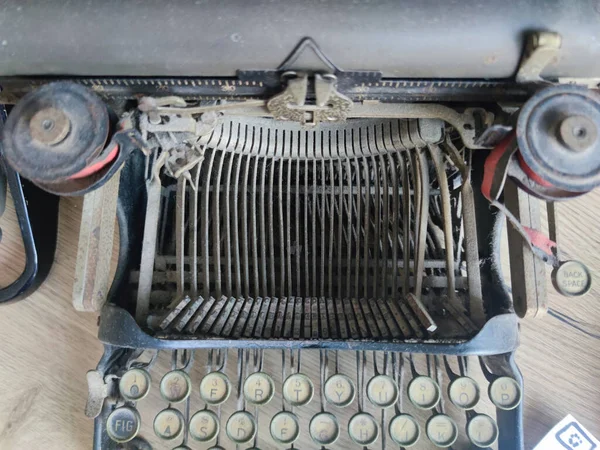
{"left": 1, "top": 1, "right": 599, "bottom": 449}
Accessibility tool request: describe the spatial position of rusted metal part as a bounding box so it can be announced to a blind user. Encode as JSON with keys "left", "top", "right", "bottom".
{"left": 72, "top": 170, "right": 121, "bottom": 312}
{"left": 138, "top": 96, "right": 266, "bottom": 116}
{"left": 0, "top": 75, "right": 534, "bottom": 106}
{"left": 443, "top": 137, "right": 484, "bottom": 324}
{"left": 428, "top": 144, "right": 456, "bottom": 304}
{"left": 347, "top": 103, "right": 491, "bottom": 149}
{"left": 267, "top": 73, "right": 353, "bottom": 126}
{"left": 405, "top": 293, "right": 437, "bottom": 333}
{"left": 141, "top": 137, "right": 481, "bottom": 340}
{"left": 504, "top": 180, "right": 547, "bottom": 319}
{"left": 219, "top": 102, "right": 491, "bottom": 149}
{"left": 197, "top": 117, "right": 443, "bottom": 159}
{"left": 412, "top": 149, "right": 430, "bottom": 297}
{"left": 136, "top": 151, "right": 167, "bottom": 323}
{"left": 85, "top": 370, "right": 116, "bottom": 419}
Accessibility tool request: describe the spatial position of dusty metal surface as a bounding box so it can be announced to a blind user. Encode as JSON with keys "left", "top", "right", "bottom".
{"left": 516, "top": 85, "right": 600, "bottom": 193}
{"left": 72, "top": 171, "right": 121, "bottom": 312}
{"left": 516, "top": 32, "right": 562, "bottom": 84}
{"left": 266, "top": 73, "right": 353, "bottom": 126}
{"left": 1, "top": 82, "right": 109, "bottom": 184}
{"left": 133, "top": 112, "right": 484, "bottom": 341}
{"left": 504, "top": 180, "right": 547, "bottom": 319}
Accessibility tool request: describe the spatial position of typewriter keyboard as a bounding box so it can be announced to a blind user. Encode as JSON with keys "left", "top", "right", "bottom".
{"left": 103, "top": 349, "right": 521, "bottom": 449}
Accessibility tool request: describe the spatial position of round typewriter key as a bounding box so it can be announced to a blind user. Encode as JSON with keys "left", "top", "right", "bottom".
{"left": 226, "top": 411, "right": 257, "bottom": 444}
{"left": 189, "top": 409, "right": 219, "bottom": 442}
{"left": 173, "top": 447, "right": 192, "bottom": 450}
{"left": 309, "top": 412, "right": 340, "bottom": 446}
{"left": 207, "top": 447, "right": 225, "bottom": 450}
{"left": 489, "top": 376, "right": 522, "bottom": 410}
{"left": 282, "top": 373, "right": 314, "bottom": 406}
{"left": 119, "top": 368, "right": 151, "bottom": 402}
{"left": 159, "top": 370, "right": 191, "bottom": 404}
{"left": 407, "top": 375, "right": 441, "bottom": 410}
{"left": 389, "top": 414, "right": 420, "bottom": 447}
{"left": 243, "top": 372, "right": 275, "bottom": 406}
{"left": 270, "top": 411, "right": 300, "bottom": 445}
{"left": 324, "top": 373, "right": 355, "bottom": 407}
{"left": 154, "top": 408, "right": 185, "bottom": 441}
{"left": 348, "top": 412, "right": 379, "bottom": 446}
{"left": 448, "top": 376, "right": 480, "bottom": 410}
{"left": 552, "top": 260, "right": 592, "bottom": 297}
{"left": 426, "top": 414, "right": 458, "bottom": 448}
{"left": 106, "top": 406, "right": 141, "bottom": 443}
{"left": 200, "top": 372, "right": 231, "bottom": 406}
{"left": 467, "top": 414, "right": 499, "bottom": 448}
{"left": 367, "top": 374, "right": 399, "bottom": 408}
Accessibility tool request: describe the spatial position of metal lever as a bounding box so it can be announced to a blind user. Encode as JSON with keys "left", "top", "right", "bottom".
{"left": 0, "top": 162, "right": 5, "bottom": 243}
{"left": 0, "top": 154, "right": 59, "bottom": 303}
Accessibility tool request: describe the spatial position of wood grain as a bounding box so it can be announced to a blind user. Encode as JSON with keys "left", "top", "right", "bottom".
{"left": 0, "top": 188, "right": 599, "bottom": 450}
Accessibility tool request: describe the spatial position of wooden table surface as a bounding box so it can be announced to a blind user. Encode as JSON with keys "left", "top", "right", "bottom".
{"left": 0, "top": 188, "right": 599, "bottom": 450}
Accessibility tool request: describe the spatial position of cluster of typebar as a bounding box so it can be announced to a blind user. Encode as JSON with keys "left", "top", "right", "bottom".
{"left": 105, "top": 349, "right": 521, "bottom": 449}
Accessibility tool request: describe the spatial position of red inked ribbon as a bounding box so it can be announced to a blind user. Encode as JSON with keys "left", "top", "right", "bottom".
{"left": 69, "top": 144, "right": 119, "bottom": 180}
{"left": 523, "top": 226, "right": 557, "bottom": 257}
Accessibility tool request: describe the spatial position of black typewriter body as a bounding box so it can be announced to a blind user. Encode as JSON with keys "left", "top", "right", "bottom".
{"left": 1, "top": 1, "right": 600, "bottom": 449}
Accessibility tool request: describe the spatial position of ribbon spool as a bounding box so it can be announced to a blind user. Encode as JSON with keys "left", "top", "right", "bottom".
{"left": 1, "top": 82, "right": 118, "bottom": 195}
{"left": 516, "top": 84, "right": 600, "bottom": 198}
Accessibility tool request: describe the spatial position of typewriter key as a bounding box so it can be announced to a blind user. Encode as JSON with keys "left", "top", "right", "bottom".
{"left": 282, "top": 373, "right": 314, "bottom": 406}
{"left": 367, "top": 374, "right": 399, "bottom": 408}
{"left": 154, "top": 408, "right": 185, "bottom": 441}
{"left": 159, "top": 370, "right": 191, "bottom": 403}
{"left": 119, "top": 368, "right": 151, "bottom": 402}
{"left": 489, "top": 376, "right": 522, "bottom": 410}
{"left": 407, "top": 375, "right": 441, "bottom": 410}
{"left": 189, "top": 409, "right": 219, "bottom": 442}
{"left": 324, "top": 373, "right": 355, "bottom": 407}
{"left": 243, "top": 372, "right": 275, "bottom": 406}
{"left": 172, "top": 447, "right": 192, "bottom": 450}
{"left": 226, "top": 411, "right": 257, "bottom": 444}
{"left": 270, "top": 411, "right": 300, "bottom": 445}
{"left": 389, "top": 414, "right": 420, "bottom": 447}
{"left": 448, "top": 376, "right": 480, "bottom": 410}
{"left": 552, "top": 260, "right": 592, "bottom": 297}
{"left": 425, "top": 414, "right": 458, "bottom": 448}
{"left": 106, "top": 406, "right": 141, "bottom": 443}
{"left": 309, "top": 412, "right": 340, "bottom": 445}
{"left": 348, "top": 412, "right": 379, "bottom": 446}
{"left": 200, "top": 372, "right": 231, "bottom": 405}
{"left": 467, "top": 414, "right": 499, "bottom": 447}
{"left": 207, "top": 447, "right": 225, "bottom": 450}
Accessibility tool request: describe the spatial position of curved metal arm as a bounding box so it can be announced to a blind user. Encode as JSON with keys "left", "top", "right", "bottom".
{"left": 0, "top": 155, "right": 59, "bottom": 303}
